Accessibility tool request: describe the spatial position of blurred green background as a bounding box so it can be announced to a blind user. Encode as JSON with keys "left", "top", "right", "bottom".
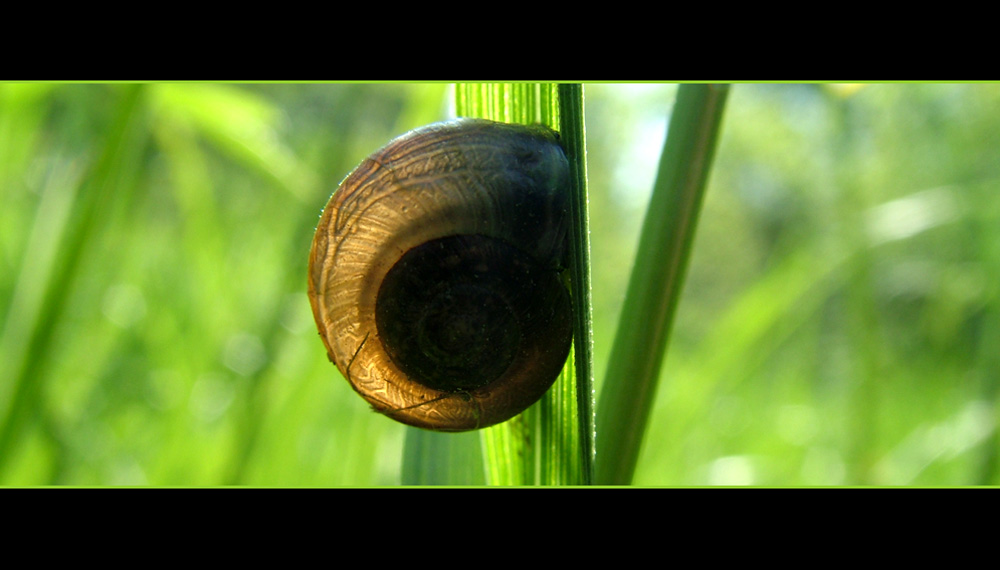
{"left": 2, "top": 83, "right": 998, "bottom": 486}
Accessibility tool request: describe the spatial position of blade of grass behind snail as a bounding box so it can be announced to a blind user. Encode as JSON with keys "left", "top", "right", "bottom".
{"left": 400, "top": 83, "right": 594, "bottom": 486}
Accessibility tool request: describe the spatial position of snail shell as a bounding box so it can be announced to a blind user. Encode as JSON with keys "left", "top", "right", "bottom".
{"left": 308, "top": 118, "right": 573, "bottom": 432}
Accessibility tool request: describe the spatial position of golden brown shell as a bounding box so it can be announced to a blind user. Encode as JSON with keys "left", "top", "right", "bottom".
{"left": 307, "top": 118, "right": 572, "bottom": 431}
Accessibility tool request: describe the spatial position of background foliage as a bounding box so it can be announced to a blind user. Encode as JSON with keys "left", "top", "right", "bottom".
{"left": 2, "top": 83, "right": 998, "bottom": 485}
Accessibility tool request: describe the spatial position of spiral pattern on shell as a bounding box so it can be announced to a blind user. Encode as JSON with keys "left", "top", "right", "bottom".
{"left": 308, "top": 118, "right": 572, "bottom": 431}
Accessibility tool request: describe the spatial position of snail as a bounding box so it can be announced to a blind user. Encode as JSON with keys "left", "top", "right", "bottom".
{"left": 307, "top": 118, "right": 573, "bottom": 432}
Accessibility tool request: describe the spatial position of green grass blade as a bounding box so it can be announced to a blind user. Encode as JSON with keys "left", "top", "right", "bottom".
{"left": 401, "top": 429, "right": 486, "bottom": 485}
{"left": 595, "top": 84, "right": 730, "bottom": 485}
{"left": 557, "top": 83, "right": 595, "bottom": 485}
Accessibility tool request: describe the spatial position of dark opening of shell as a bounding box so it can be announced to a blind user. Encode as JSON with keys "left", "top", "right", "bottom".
{"left": 376, "top": 234, "right": 568, "bottom": 393}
